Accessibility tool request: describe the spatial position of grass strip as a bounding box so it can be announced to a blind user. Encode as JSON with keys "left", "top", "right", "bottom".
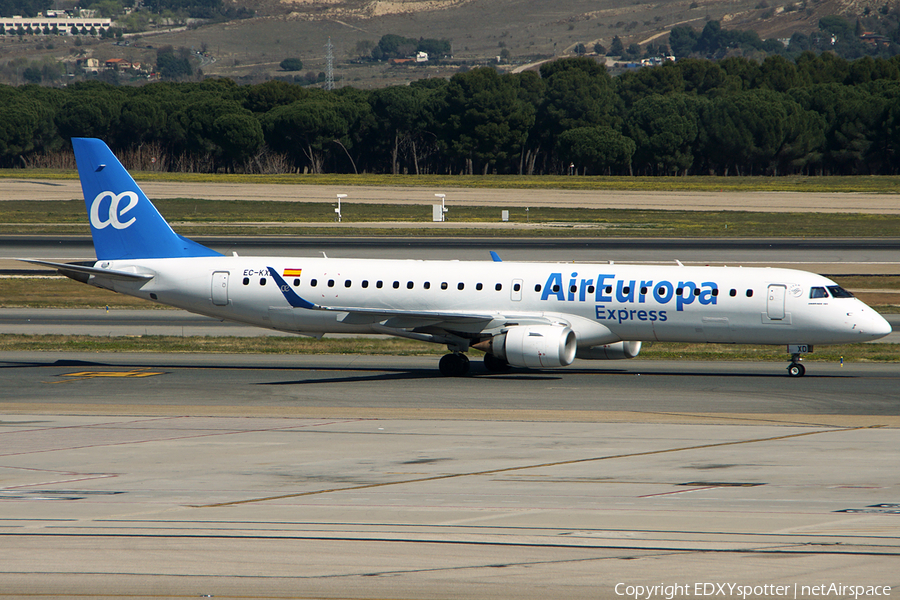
{"left": 3, "top": 200, "right": 900, "bottom": 237}
{"left": 6, "top": 170, "right": 900, "bottom": 193}
{"left": 0, "top": 334, "right": 895, "bottom": 363}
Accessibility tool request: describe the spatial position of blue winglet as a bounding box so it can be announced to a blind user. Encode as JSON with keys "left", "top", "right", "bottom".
{"left": 268, "top": 267, "right": 317, "bottom": 309}
{"left": 490, "top": 251, "right": 502, "bottom": 262}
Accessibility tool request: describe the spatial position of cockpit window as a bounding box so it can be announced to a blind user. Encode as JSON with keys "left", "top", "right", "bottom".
{"left": 809, "top": 287, "right": 829, "bottom": 299}
{"left": 827, "top": 285, "right": 854, "bottom": 298}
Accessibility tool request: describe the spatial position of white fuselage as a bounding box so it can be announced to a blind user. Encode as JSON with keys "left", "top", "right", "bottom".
{"left": 89, "top": 256, "right": 891, "bottom": 348}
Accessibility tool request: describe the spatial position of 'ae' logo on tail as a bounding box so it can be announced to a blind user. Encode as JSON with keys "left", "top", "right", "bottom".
{"left": 90, "top": 191, "right": 138, "bottom": 230}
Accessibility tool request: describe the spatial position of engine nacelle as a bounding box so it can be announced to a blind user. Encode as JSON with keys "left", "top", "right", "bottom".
{"left": 576, "top": 341, "right": 642, "bottom": 360}
{"left": 475, "top": 325, "right": 577, "bottom": 368}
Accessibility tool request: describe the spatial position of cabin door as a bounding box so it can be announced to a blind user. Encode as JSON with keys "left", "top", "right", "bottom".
{"left": 766, "top": 284, "right": 786, "bottom": 320}
{"left": 212, "top": 271, "right": 230, "bottom": 306}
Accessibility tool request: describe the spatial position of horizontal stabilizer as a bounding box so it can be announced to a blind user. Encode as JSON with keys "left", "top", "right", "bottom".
{"left": 20, "top": 259, "right": 154, "bottom": 282}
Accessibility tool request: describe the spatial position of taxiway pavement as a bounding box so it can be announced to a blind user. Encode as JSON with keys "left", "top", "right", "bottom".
{"left": 1, "top": 353, "right": 899, "bottom": 599}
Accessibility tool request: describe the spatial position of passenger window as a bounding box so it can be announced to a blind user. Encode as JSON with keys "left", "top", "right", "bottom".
{"left": 362, "top": 280, "right": 369, "bottom": 288}
{"left": 311, "top": 279, "right": 318, "bottom": 287}
{"left": 376, "top": 281, "right": 383, "bottom": 289}
{"left": 243, "top": 277, "right": 249, "bottom": 286}
{"left": 293, "top": 279, "right": 300, "bottom": 287}
{"left": 513, "top": 283, "right": 521, "bottom": 292}
{"left": 552, "top": 285, "right": 560, "bottom": 293}
{"left": 729, "top": 289, "right": 736, "bottom": 297}
{"left": 495, "top": 283, "right": 502, "bottom": 291}
{"left": 693, "top": 288, "right": 700, "bottom": 296}
{"left": 640, "top": 287, "right": 648, "bottom": 294}
{"left": 746, "top": 289, "right": 753, "bottom": 297}
{"left": 424, "top": 282, "right": 431, "bottom": 290}
{"left": 407, "top": 281, "right": 414, "bottom": 289}
{"left": 441, "top": 282, "right": 448, "bottom": 290}
{"left": 676, "top": 287, "right": 683, "bottom": 295}
{"left": 588, "top": 285, "right": 595, "bottom": 293}
{"left": 712, "top": 289, "right": 718, "bottom": 296}
{"left": 605, "top": 286, "right": 612, "bottom": 294}
{"left": 458, "top": 282, "right": 465, "bottom": 290}
{"left": 344, "top": 280, "right": 351, "bottom": 288}
{"left": 534, "top": 284, "right": 542, "bottom": 292}
{"left": 570, "top": 285, "right": 577, "bottom": 293}
{"left": 393, "top": 281, "right": 400, "bottom": 289}
{"left": 476, "top": 283, "right": 483, "bottom": 291}
{"left": 623, "top": 286, "right": 630, "bottom": 294}
{"left": 810, "top": 287, "right": 828, "bottom": 299}
{"left": 328, "top": 280, "right": 335, "bottom": 287}
{"left": 260, "top": 278, "right": 266, "bottom": 286}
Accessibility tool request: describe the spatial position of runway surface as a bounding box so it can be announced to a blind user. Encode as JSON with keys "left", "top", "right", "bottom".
{"left": 3, "top": 178, "right": 900, "bottom": 213}
{"left": 4, "top": 235, "right": 900, "bottom": 274}
{"left": 2, "top": 353, "right": 899, "bottom": 598}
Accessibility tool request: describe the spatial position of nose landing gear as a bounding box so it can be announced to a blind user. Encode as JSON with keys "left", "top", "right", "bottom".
{"left": 786, "top": 345, "right": 812, "bottom": 377}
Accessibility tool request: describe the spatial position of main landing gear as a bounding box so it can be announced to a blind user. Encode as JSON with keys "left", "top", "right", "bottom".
{"left": 439, "top": 352, "right": 470, "bottom": 377}
{"left": 786, "top": 344, "right": 812, "bottom": 377}
{"left": 438, "top": 352, "right": 512, "bottom": 376}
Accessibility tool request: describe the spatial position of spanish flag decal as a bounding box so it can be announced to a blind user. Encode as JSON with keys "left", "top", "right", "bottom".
{"left": 283, "top": 268, "right": 303, "bottom": 277}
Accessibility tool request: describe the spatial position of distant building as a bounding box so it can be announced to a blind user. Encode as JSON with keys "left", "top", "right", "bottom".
{"left": 0, "top": 14, "right": 112, "bottom": 35}
{"left": 416, "top": 51, "right": 428, "bottom": 62}
{"left": 77, "top": 57, "right": 100, "bottom": 73}
{"left": 860, "top": 32, "right": 889, "bottom": 46}
{"left": 105, "top": 58, "right": 131, "bottom": 71}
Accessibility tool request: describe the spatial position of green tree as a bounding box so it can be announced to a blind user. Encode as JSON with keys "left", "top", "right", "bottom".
{"left": 263, "top": 93, "right": 357, "bottom": 173}
{"left": 556, "top": 126, "right": 635, "bottom": 175}
{"left": 211, "top": 112, "right": 264, "bottom": 170}
{"left": 609, "top": 36, "right": 624, "bottom": 57}
{"left": 157, "top": 46, "right": 193, "bottom": 80}
{"left": 757, "top": 55, "right": 800, "bottom": 92}
{"left": 668, "top": 26, "right": 698, "bottom": 57}
{"left": 626, "top": 93, "right": 700, "bottom": 175}
{"left": 279, "top": 58, "right": 303, "bottom": 71}
{"left": 616, "top": 61, "right": 685, "bottom": 107}
{"left": 676, "top": 58, "right": 726, "bottom": 95}
{"left": 370, "top": 85, "right": 426, "bottom": 174}
{"left": 537, "top": 57, "right": 619, "bottom": 172}
{"left": 436, "top": 67, "right": 537, "bottom": 174}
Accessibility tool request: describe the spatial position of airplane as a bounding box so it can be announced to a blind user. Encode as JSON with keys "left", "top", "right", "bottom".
{"left": 24, "top": 138, "right": 892, "bottom": 377}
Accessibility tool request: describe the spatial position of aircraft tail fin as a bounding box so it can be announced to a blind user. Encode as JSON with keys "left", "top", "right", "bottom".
{"left": 72, "top": 138, "right": 221, "bottom": 261}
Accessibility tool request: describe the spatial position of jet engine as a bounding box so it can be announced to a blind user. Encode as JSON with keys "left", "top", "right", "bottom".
{"left": 473, "top": 325, "right": 577, "bottom": 368}
{"left": 576, "top": 341, "right": 642, "bottom": 360}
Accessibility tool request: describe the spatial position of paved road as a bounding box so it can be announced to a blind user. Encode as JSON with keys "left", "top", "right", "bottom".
{"left": 1, "top": 353, "right": 899, "bottom": 598}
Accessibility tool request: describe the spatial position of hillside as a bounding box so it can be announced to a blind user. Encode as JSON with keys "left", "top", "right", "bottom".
{"left": 0, "top": 0, "right": 892, "bottom": 87}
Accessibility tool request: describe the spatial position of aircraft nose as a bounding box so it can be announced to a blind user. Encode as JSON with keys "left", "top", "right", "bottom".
{"left": 856, "top": 310, "right": 893, "bottom": 340}
{"left": 869, "top": 312, "right": 893, "bottom": 339}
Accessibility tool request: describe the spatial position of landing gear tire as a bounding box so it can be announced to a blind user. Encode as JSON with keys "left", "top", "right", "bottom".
{"left": 787, "top": 363, "right": 806, "bottom": 378}
{"left": 439, "top": 353, "right": 470, "bottom": 377}
{"left": 483, "top": 353, "right": 511, "bottom": 373}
